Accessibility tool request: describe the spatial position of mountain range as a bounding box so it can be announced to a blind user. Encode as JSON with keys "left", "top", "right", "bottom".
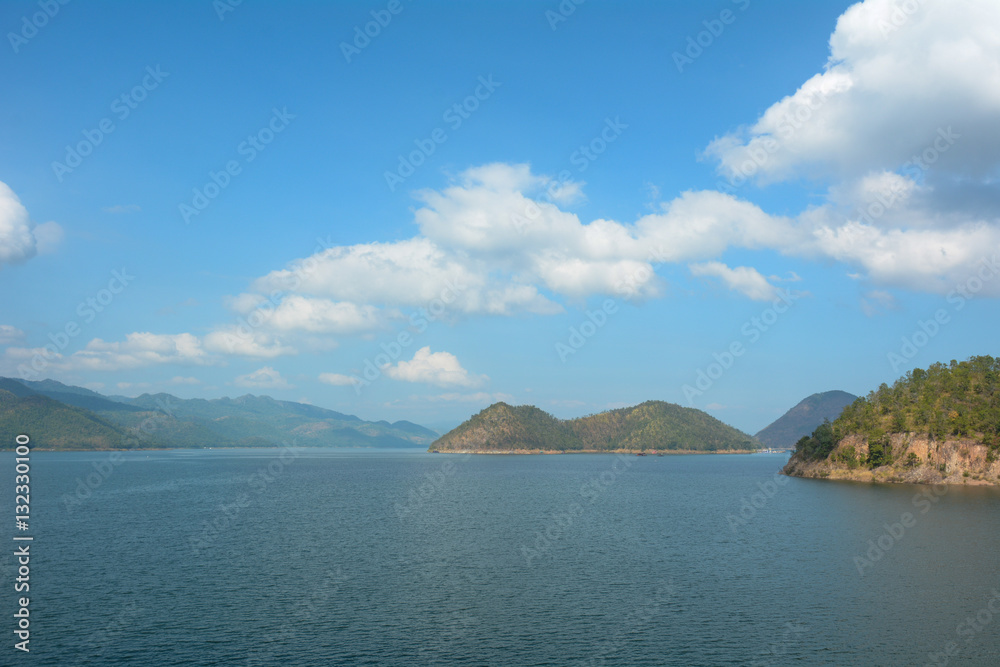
{"left": 0, "top": 377, "right": 437, "bottom": 450}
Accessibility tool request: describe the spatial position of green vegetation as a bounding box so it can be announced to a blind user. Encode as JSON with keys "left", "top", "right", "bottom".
{"left": 793, "top": 356, "right": 1000, "bottom": 466}
{"left": 432, "top": 400, "right": 756, "bottom": 452}
{"left": 0, "top": 389, "right": 143, "bottom": 450}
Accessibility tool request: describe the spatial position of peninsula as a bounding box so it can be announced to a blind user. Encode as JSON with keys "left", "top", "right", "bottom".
{"left": 783, "top": 356, "right": 1000, "bottom": 486}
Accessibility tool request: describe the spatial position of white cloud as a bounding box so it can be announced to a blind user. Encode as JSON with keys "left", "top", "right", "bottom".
{"left": 689, "top": 262, "right": 779, "bottom": 301}
{"left": 248, "top": 164, "right": 809, "bottom": 327}
{"left": 168, "top": 376, "right": 202, "bottom": 385}
{"left": 382, "top": 346, "right": 487, "bottom": 388}
{"left": 0, "top": 182, "right": 62, "bottom": 267}
{"left": 706, "top": 0, "right": 1000, "bottom": 184}
{"left": 70, "top": 333, "right": 213, "bottom": 371}
{"left": 234, "top": 366, "right": 291, "bottom": 390}
{"left": 318, "top": 372, "right": 359, "bottom": 386}
{"left": 266, "top": 296, "right": 383, "bottom": 334}
{"left": 203, "top": 327, "right": 296, "bottom": 358}
{"left": 690, "top": 0, "right": 1000, "bottom": 298}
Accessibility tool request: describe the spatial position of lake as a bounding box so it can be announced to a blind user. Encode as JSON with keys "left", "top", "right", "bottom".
{"left": 5, "top": 449, "right": 1000, "bottom": 665}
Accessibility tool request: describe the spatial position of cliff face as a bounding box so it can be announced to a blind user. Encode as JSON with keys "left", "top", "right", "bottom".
{"left": 783, "top": 433, "right": 1000, "bottom": 486}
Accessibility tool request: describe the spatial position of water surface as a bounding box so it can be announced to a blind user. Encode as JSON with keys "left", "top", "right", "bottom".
{"left": 4, "top": 449, "right": 999, "bottom": 665}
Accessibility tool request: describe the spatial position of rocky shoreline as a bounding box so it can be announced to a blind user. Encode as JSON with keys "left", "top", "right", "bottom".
{"left": 782, "top": 433, "right": 1000, "bottom": 486}
{"left": 429, "top": 448, "right": 761, "bottom": 455}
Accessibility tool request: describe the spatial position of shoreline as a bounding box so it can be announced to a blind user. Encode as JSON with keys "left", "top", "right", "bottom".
{"left": 782, "top": 433, "right": 1000, "bottom": 487}
{"left": 782, "top": 466, "right": 1000, "bottom": 487}
{"left": 428, "top": 448, "right": 764, "bottom": 455}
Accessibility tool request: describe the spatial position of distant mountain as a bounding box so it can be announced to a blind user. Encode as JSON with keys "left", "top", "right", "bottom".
{"left": 754, "top": 390, "right": 857, "bottom": 449}
{"left": 0, "top": 377, "right": 438, "bottom": 450}
{"left": 17, "top": 377, "right": 145, "bottom": 413}
{"left": 0, "top": 386, "right": 140, "bottom": 450}
{"left": 432, "top": 401, "right": 757, "bottom": 453}
{"left": 108, "top": 392, "right": 437, "bottom": 447}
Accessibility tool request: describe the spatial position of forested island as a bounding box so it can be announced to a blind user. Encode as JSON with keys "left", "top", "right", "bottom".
{"left": 430, "top": 400, "right": 757, "bottom": 453}
{"left": 783, "top": 356, "right": 1000, "bottom": 486}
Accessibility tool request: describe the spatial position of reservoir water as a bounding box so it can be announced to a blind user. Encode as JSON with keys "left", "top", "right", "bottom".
{"left": 5, "top": 449, "right": 1000, "bottom": 665}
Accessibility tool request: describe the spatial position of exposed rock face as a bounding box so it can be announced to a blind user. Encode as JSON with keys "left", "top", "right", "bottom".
{"left": 783, "top": 433, "right": 1000, "bottom": 486}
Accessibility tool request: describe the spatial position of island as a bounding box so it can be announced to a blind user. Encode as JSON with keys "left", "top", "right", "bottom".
{"left": 430, "top": 400, "right": 757, "bottom": 453}
{"left": 783, "top": 356, "right": 1000, "bottom": 486}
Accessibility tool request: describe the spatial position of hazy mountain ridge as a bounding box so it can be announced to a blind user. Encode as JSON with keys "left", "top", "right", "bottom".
{"left": 432, "top": 400, "right": 757, "bottom": 453}
{"left": 754, "top": 390, "right": 857, "bottom": 449}
{"left": 0, "top": 384, "right": 143, "bottom": 450}
{"left": 0, "top": 377, "right": 438, "bottom": 450}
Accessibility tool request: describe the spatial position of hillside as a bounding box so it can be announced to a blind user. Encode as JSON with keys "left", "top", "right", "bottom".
{"left": 108, "top": 392, "right": 438, "bottom": 447}
{"left": 431, "top": 401, "right": 757, "bottom": 453}
{"left": 783, "top": 356, "right": 1000, "bottom": 485}
{"left": 0, "top": 377, "right": 438, "bottom": 450}
{"left": 754, "top": 390, "right": 857, "bottom": 449}
{"left": 0, "top": 387, "right": 143, "bottom": 450}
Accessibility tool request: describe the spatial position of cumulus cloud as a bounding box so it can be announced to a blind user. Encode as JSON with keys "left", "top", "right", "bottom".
{"left": 203, "top": 327, "right": 296, "bottom": 358}
{"left": 234, "top": 366, "right": 291, "bottom": 389}
{"left": 693, "top": 0, "right": 1000, "bottom": 296}
{"left": 69, "top": 333, "right": 214, "bottom": 371}
{"left": 382, "top": 347, "right": 487, "bottom": 388}
{"left": 689, "top": 262, "right": 778, "bottom": 301}
{"left": 248, "top": 163, "right": 810, "bottom": 328}
{"left": 266, "top": 296, "right": 383, "bottom": 334}
{"left": 0, "top": 182, "right": 62, "bottom": 267}
{"left": 706, "top": 0, "right": 1000, "bottom": 184}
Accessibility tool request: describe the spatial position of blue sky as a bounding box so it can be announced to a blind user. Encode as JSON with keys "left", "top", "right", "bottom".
{"left": 2, "top": 0, "right": 998, "bottom": 434}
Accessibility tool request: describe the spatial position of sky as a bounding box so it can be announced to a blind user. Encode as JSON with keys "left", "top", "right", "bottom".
{"left": 1, "top": 0, "right": 998, "bottom": 435}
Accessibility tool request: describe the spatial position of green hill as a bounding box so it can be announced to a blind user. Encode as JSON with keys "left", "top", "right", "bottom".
{"left": 754, "top": 390, "right": 857, "bottom": 449}
{"left": 784, "top": 356, "right": 1000, "bottom": 485}
{"left": 0, "top": 388, "right": 141, "bottom": 450}
{"left": 431, "top": 400, "right": 756, "bottom": 453}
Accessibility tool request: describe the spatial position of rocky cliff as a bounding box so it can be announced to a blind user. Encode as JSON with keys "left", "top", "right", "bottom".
{"left": 783, "top": 433, "right": 1000, "bottom": 486}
